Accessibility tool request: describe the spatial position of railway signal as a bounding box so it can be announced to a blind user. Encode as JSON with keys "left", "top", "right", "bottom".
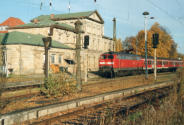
{"left": 152, "top": 33, "right": 159, "bottom": 48}
{"left": 152, "top": 33, "right": 159, "bottom": 80}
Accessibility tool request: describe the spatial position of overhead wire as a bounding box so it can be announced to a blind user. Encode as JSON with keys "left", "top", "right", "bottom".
{"left": 175, "top": 0, "right": 183, "bottom": 10}
{"left": 175, "top": 0, "right": 184, "bottom": 20}
{"left": 146, "top": 0, "right": 184, "bottom": 26}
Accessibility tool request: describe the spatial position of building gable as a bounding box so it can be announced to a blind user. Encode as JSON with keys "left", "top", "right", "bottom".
{"left": 88, "top": 11, "right": 104, "bottom": 24}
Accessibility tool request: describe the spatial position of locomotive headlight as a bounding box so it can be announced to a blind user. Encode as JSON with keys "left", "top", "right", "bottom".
{"left": 100, "top": 62, "right": 105, "bottom": 64}
{"left": 107, "top": 62, "right": 114, "bottom": 64}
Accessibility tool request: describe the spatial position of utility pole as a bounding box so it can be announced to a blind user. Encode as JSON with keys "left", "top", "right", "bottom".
{"left": 42, "top": 37, "right": 52, "bottom": 89}
{"left": 75, "top": 20, "right": 83, "bottom": 91}
{"left": 113, "top": 17, "right": 116, "bottom": 52}
{"left": 154, "top": 49, "right": 157, "bottom": 80}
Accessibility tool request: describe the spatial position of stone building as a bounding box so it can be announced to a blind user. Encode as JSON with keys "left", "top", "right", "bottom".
{"left": 2, "top": 10, "right": 114, "bottom": 76}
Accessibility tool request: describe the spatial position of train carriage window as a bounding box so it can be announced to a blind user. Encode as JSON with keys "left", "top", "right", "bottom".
{"left": 127, "top": 56, "right": 131, "bottom": 60}
{"left": 148, "top": 61, "right": 151, "bottom": 65}
{"left": 157, "top": 61, "right": 159, "bottom": 65}
{"left": 157, "top": 61, "right": 162, "bottom": 65}
{"left": 124, "top": 55, "right": 128, "bottom": 60}
{"left": 136, "top": 56, "right": 141, "bottom": 60}
{"left": 128, "top": 55, "right": 133, "bottom": 60}
{"left": 118, "top": 55, "right": 124, "bottom": 59}
{"left": 132, "top": 56, "right": 136, "bottom": 60}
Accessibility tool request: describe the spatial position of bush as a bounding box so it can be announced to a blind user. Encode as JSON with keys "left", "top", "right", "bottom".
{"left": 41, "top": 73, "right": 77, "bottom": 97}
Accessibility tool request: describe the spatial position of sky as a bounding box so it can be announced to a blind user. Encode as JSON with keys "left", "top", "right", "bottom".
{"left": 0, "top": 0, "right": 184, "bottom": 54}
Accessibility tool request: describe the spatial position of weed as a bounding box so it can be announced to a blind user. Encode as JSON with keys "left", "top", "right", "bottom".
{"left": 41, "top": 72, "right": 77, "bottom": 98}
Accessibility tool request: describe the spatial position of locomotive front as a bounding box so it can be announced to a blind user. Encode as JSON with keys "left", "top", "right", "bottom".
{"left": 99, "top": 53, "right": 116, "bottom": 74}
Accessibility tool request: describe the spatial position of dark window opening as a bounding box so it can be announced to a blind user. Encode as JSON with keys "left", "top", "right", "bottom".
{"left": 84, "top": 35, "right": 89, "bottom": 49}
{"left": 64, "top": 59, "right": 75, "bottom": 65}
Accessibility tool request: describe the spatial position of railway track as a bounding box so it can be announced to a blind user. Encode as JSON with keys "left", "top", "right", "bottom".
{"left": 1, "top": 72, "right": 176, "bottom": 108}
{"left": 0, "top": 79, "right": 178, "bottom": 125}
{"left": 3, "top": 72, "right": 175, "bottom": 90}
{"left": 29, "top": 86, "right": 173, "bottom": 125}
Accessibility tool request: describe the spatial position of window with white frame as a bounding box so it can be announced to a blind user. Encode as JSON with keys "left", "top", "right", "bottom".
{"left": 58, "top": 54, "right": 62, "bottom": 64}
{"left": 51, "top": 54, "right": 55, "bottom": 64}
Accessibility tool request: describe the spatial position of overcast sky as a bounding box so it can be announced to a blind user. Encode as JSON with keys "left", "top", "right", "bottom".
{"left": 0, "top": 0, "right": 184, "bottom": 54}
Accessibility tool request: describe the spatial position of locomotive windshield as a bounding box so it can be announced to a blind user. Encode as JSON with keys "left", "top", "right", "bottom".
{"left": 100, "top": 55, "right": 107, "bottom": 59}
{"left": 100, "top": 54, "right": 114, "bottom": 59}
{"left": 108, "top": 55, "right": 114, "bottom": 59}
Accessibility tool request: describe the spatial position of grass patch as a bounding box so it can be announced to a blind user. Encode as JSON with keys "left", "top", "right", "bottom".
{"left": 0, "top": 75, "right": 7, "bottom": 110}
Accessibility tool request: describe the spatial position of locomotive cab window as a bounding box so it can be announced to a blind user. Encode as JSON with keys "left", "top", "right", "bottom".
{"left": 108, "top": 55, "right": 114, "bottom": 59}
{"left": 100, "top": 55, "right": 107, "bottom": 59}
{"left": 148, "top": 61, "right": 151, "bottom": 65}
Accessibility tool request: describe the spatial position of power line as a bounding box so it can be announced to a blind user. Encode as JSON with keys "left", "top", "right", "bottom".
{"left": 146, "top": 0, "right": 184, "bottom": 26}
{"left": 175, "top": 0, "right": 183, "bottom": 10}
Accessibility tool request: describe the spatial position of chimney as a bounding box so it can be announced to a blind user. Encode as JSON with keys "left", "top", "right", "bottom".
{"left": 33, "top": 19, "right": 38, "bottom": 24}
{"left": 50, "top": 14, "right": 54, "bottom": 19}
{"left": 113, "top": 17, "right": 116, "bottom": 40}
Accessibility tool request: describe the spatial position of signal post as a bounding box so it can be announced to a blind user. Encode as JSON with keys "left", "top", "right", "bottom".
{"left": 152, "top": 33, "right": 159, "bottom": 81}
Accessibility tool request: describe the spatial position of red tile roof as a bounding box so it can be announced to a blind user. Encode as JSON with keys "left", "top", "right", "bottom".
{"left": 0, "top": 17, "right": 24, "bottom": 27}
{"left": 0, "top": 31, "right": 8, "bottom": 33}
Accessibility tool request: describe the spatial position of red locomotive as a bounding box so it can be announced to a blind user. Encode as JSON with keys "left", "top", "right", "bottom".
{"left": 99, "top": 52, "right": 184, "bottom": 76}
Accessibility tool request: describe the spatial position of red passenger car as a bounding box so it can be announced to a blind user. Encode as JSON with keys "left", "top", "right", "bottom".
{"left": 99, "top": 52, "right": 184, "bottom": 76}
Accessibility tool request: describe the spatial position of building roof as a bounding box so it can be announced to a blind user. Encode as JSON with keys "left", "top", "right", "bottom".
{"left": 103, "top": 35, "right": 113, "bottom": 40}
{"left": 32, "top": 10, "right": 104, "bottom": 24}
{"left": 9, "top": 10, "right": 103, "bottom": 33}
{"left": 0, "top": 17, "right": 24, "bottom": 27}
{"left": 34, "top": 11, "right": 94, "bottom": 21}
{"left": 12, "top": 20, "right": 75, "bottom": 31}
{"left": 0, "top": 31, "right": 71, "bottom": 49}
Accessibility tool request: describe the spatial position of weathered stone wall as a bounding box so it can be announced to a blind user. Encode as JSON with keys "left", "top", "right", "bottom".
{"left": 6, "top": 45, "right": 75, "bottom": 75}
